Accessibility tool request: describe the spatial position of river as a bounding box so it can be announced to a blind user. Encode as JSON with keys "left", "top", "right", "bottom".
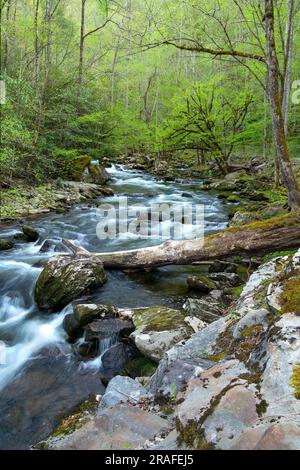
{"left": 0, "top": 165, "right": 229, "bottom": 449}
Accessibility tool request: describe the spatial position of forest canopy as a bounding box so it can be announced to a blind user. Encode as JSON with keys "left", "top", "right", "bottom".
{"left": 0, "top": 0, "right": 300, "bottom": 191}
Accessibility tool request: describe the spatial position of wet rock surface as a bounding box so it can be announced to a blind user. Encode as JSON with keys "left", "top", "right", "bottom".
{"left": 34, "top": 256, "right": 107, "bottom": 311}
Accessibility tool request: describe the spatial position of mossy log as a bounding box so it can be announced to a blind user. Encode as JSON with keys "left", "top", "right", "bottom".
{"left": 64, "top": 215, "right": 300, "bottom": 270}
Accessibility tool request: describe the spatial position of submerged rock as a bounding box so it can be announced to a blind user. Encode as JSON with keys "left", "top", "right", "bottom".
{"left": 130, "top": 306, "right": 194, "bottom": 362}
{"left": 0, "top": 239, "right": 13, "bottom": 250}
{"left": 34, "top": 255, "right": 107, "bottom": 311}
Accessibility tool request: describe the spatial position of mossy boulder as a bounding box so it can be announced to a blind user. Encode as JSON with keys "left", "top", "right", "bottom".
{"left": 69, "top": 156, "right": 92, "bottom": 181}
{"left": 34, "top": 255, "right": 107, "bottom": 311}
{"left": 230, "top": 211, "right": 262, "bottom": 227}
{"left": 86, "top": 163, "right": 110, "bottom": 185}
{"left": 130, "top": 306, "right": 193, "bottom": 362}
{"left": 187, "top": 275, "right": 217, "bottom": 293}
{"left": 0, "top": 239, "right": 13, "bottom": 250}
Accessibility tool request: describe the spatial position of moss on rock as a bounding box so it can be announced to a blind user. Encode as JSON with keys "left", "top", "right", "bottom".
{"left": 290, "top": 365, "right": 300, "bottom": 399}
{"left": 279, "top": 275, "right": 300, "bottom": 314}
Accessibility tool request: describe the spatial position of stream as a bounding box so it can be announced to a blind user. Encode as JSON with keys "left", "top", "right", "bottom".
{"left": 0, "top": 165, "right": 229, "bottom": 449}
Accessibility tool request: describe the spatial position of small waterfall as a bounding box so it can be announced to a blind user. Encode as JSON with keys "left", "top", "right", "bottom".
{"left": 83, "top": 334, "right": 119, "bottom": 370}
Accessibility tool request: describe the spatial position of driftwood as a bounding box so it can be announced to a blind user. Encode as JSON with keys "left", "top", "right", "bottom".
{"left": 61, "top": 215, "right": 300, "bottom": 270}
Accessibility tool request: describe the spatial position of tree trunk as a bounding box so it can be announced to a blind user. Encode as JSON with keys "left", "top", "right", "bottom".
{"left": 282, "top": 0, "right": 295, "bottom": 136}
{"left": 78, "top": 0, "right": 86, "bottom": 87}
{"left": 3, "top": 0, "right": 11, "bottom": 73}
{"left": 34, "top": 0, "right": 40, "bottom": 86}
{"left": 62, "top": 215, "right": 300, "bottom": 269}
{"left": 265, "top": 0, "right": 300, "bottom": 210}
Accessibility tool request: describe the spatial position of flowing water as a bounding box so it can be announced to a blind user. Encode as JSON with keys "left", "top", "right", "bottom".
{"left": 0, "top": 165, "right": 229, "bottom": 449}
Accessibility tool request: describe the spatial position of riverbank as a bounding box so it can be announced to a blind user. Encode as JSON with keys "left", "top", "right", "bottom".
{"left": 0, "top": 181, "right": 113, "bottom": 224}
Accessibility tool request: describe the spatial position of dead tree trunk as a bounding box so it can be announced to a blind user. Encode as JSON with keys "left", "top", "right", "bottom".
{"left": 62, "top": 215, "right": 300, "bottom": 269}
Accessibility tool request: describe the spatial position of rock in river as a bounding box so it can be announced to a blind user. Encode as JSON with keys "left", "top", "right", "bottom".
{"left": 0, "top": 239, "right": 13, "bottom": 251}
{"left": 22, "top": 224, "right": 40, "bottom": 242}
{"left": 34, "top": 255, "right": 107, "bottom": 311}
{"left": 130, "top": 306, "right": 194, "bottom": 363}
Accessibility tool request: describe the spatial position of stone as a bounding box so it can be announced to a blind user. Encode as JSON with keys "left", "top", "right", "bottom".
{"left": 235, "top": 260, "right": 277, "bottom": 317}
{"left": 232, "top": 308, "right": 270, "bottom": 339}
{"left": 148, "top": 317, "right": 227, "bottom": 396}
{"left": 63, "top": 304, "right": 120, "bottom": 340}
{"left": 101, "top": 343, "right": 138, "bottom": 375}
{"left": 44, "top": 403, "right": 169, "bottom": 450}
{"left": 183, "top": 296, "right": 225, "bottom": 323}
{"left": 208, "top": 272, "right": 243, "bottom": 287}
{"left": 230, "top": 211, "right": 261, "bottom": 227}
{"left": 0, "top": 239, "right": 13, "bottom": 250}
{"left": 259, "top": 314, "right": 300, "bottom": 419}
{"left": 87, "top": 164, "right": 110, "bottom": 185}
{"left": 74, "top": 303, "right": 118, "bottom": 327}
{"left": 230, "top": 421, "right": 300, "bottom": 450}
{"left": 203, "top": 385, "right": 259, "bottom": 449}
{"left": 149, "top": 357, "right": 213, "bottom": 399}
{"left": 84, "top": 317, "right": 134, "bottom": 342}
{"left": 100, "top": 375, "right": 152, "bottom": 409}
{"left": 187, "top": 275, "right": 217, "bottom": 293}
{"left": 34, "top": 255, "right": 107, "bottom": 311}
{"left": 130, "top": 306, "right": 193, "bottom": 362}
{"left": 22, "top": 224, "right": 40, "bottom": 242}
{"left": 177, "top": 360, "right": 248, "bottom": 428}
{"left": 39, "top": 239, "right": 69, "bottom": 253}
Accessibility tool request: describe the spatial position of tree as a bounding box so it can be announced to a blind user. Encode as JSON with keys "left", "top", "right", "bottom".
{"left": 144, "top": 0, "right": 300, "bottom": 209}
{"left": 170, "top": 81, "right": 254, "bottom": 173}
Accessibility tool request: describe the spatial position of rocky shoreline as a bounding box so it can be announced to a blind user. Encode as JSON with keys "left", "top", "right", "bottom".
{"left": 35, "top": 248, "right": 300, "bottom": 450}
{"left": 0, "top": 181, "right": 113, "bottom": 226}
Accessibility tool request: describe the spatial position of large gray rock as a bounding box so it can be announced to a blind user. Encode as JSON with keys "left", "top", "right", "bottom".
{"left": 259, "top": 314, "right": 300, "bottom": 419}
{"left": 44, "top": 403, "right": 169, "bottom": 450}
{"left": 177, "top": 360, "right": 248, "bottom": 428}
{"left": 130, "top": 307, "right": 194, "bottom": 362}
{"left": 203, "top": 384, "right": 259, "bottom": 449}
{"left": 148, "top": 317, "right": 227, "bottom": 396}
{"left": 34, "top": 255, "right": 107, "bottom": 311}
{"left": 100, "top": 375, "right": 152, "bottom": 409}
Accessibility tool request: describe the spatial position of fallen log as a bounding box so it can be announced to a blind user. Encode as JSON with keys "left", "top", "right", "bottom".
{"left": 61, "top": 214, "right": 300, "bottom": 270}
